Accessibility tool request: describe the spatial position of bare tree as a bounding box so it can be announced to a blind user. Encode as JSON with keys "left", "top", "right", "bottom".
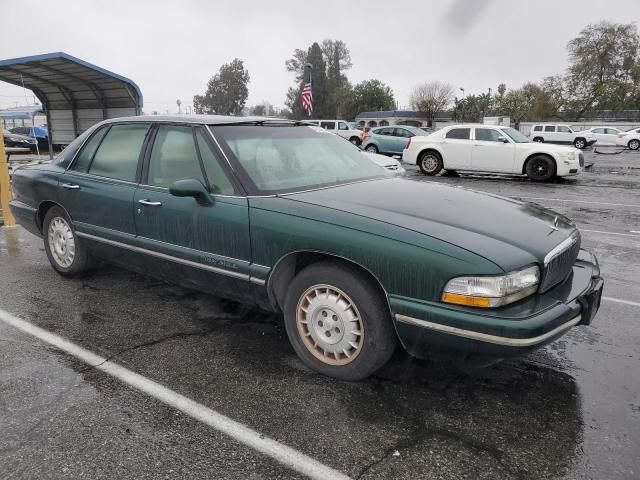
{"left": 410, "top": 81, "right": 455, "bottom": 127}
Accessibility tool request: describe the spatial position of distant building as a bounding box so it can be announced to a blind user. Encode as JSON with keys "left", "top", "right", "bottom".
{"left": 355, "top": 110, "right": 452, "bottom": 128}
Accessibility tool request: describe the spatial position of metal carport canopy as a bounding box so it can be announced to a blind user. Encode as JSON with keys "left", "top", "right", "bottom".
{"left": 0, "top": 52, "right": 143, "bottom": 156}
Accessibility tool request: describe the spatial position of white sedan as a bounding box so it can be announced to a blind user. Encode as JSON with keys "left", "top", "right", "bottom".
{"left": 578, "top": 126, "right": 625, "bottom": 145}
{"left": 402, "top": 124, "right": 583, "bottom": 182}
{"left": 615, "top": 127, "right": 640, "bottom": 150}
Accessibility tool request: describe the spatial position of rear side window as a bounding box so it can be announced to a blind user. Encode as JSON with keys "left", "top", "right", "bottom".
{"left": 88, "top": 124, "right": 149, "bottom": 182}
{"left": 544, "top": 125, "right": 555, "bottom": 132}
{"left": 320, "top": 121, "right": 336, "bottom": 130}
{"left": 72, "top": 127, "right": 109, "bottom": 173}
{"left": 533, "top": 125, "right": 543, "bottom": 132}
{"left": 446, "top": 128, "right": 470, "bottom": 140}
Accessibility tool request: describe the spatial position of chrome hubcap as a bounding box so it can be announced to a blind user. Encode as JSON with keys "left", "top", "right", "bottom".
{"left": 422, "top": 155, "right": 438, "bottom": 172}
{"left": 48, "top": 217, "right": 75, "bottom": 268}
{"left": 296, "top": 284, "right": 364, "bottom": 366}
{"left": 576, "top": 140, "right": 584, "bottom": 148}
{"left": 631, "top": 140, "right": 639, "bottom": 149}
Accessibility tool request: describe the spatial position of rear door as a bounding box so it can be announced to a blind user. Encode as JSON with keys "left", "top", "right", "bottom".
{"left": 134, "top": 124, "right": 253, "bottom": 302}
{"left": 471, "top": 127, "right": 515, "bottom": 172}
{"left": 59, "top": 122, "right": 150, "bottom": 264}
{"left": 440, "top": 127, "right": 472, "bottom": 169}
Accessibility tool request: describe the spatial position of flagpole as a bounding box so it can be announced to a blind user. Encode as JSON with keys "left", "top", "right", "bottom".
{"left": 306, "top": 62, "right": 312, "bottom": 118}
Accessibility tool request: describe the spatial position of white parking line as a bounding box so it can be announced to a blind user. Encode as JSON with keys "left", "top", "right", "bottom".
{"left": 515, "top": 196, "right": 640, "bottom": 208}
{"left": 580, "top": 229, "right": 640, "bottom": 238}
{"left": 602, "top": 297, "right": 640, "bottom": 308}
{"left": 0, "top": 308, "right": 352, "bottom": 480}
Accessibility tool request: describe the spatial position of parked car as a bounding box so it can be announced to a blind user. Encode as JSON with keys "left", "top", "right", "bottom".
{"left": 9, "top": 116, "right": 603, "bottom": 380}
{"left": 10, "top": 126, "right": 49, "bottom": 150}
{"left": 527, "top": 124, "right": 596, "bottom": 149}
{"left": 363, "top": 151, "right": 405, "bottom": 175}
{"left": 304, "top": 119, "right": 362, "bottom": 145}
{"left": 403, "top": 124, "right": 584, "bottom": 181}
{"left": 575, "top": 126, "right": 624, "bottom": 146}
{"left": 3, "top": 131, "right": 38, "bottom": 152}
{"left": 362, "top": 125, "right": 431, "bottom": 156}
{"left": 615, "top": 127, "right": 640, "bottom": 150}
{"left": 419, "top": 127, "right": 434, "bottom": 134}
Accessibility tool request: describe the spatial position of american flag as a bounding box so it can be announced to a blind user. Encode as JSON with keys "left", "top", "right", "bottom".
{"left": 300, "top": 81, "right": 313, "bottom": 116}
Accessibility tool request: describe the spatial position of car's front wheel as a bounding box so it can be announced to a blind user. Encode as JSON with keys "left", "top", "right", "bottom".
{"left": 525, "top": 155, "right": 556, "bottom": 182}
{"left": 349, "top": 136, "right": 361, "bottom": 146}
{"left": 574, "top": 138, "right": 586, "bottom": 149}
{"left": 43, "top": 206, "right": 92, "bottom": 276}
{"left": 533, "top": 137, "right": 544, "bottom": 143}
{"left": 283, "top": 261, "right": 396, "bottom": 381}
{"left": 418, "top": 150, "right": 443, "bottom": 175}
{"left": 628, "top": 139, "right": 640, "bottom": 150}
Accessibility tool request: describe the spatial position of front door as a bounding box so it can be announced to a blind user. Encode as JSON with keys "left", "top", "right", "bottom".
{"left": 391, "top": 128, "right": 412, "bottom": 154}
{"left": 59, "top": 122, "right": 151, "bottom": 268}
{"left": 134, "top": 124, "right": 252, "bottom": 302}
{"left": 471, "top": 127, "right": 515, "bottom": 172}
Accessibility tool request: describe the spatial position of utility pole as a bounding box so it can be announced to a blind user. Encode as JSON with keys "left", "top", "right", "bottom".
{"left": 0, "top": 123, "right": 16, "bottom": 226}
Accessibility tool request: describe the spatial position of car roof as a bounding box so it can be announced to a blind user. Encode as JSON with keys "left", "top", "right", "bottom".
{"left": 98, "top": 115, "right": 299, "bottom": 126}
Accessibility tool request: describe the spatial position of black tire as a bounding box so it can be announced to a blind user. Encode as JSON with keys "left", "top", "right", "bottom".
{"left": 525, "top": 155, "right": 556, "bottom": 182}
{"left": 418, "top": 150, "right": 443, "bottom": 176}
{"left": 365, "top": 144, "right": 378, "bottom": 153}
{"left": 533, "top": 137, "right": 544, "bottom": 143}
{"left": 43, "top": 206, "right": 92, "bottom": 277}
{"left": 573, "top": 137, "right": 586, "bottom": 149}
{"left": 349, "top": 136, "right": 361, "bottom": 146}
{"left": 283, "top": 260, "right": 396, "bottom": 381}
{"left": 628, "top": 139, "right": 640, "bottom": 150}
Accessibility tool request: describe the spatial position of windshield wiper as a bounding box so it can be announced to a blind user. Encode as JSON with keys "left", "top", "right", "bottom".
{"left": 219, "top": 119, "right": 309, "bottom": 127}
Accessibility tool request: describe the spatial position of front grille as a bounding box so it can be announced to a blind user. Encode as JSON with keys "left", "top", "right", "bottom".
{"left": 540, "top": 232, "right": 581, "bottom": 292}
{"left": 578, "top": 152, "right": 584, "bottom": 167}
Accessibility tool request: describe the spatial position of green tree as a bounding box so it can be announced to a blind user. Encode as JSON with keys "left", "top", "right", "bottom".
{"left": 193, "top": 59, "right": 250, "bottom": 115}
{"left": 563, "top": 21, "right": 639, "bottom": 117}
{"left": 285, "top": 42, "right": 329, "bottom": 119}
{"left": 342, "top": 80, "right": 395, "bottom": 120}
{"left": 322, "top": 40, "right": 353, "bottom": 117}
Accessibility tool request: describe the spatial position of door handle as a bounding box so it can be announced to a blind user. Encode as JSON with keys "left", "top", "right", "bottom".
{"left": 138, "top": 199, "right": 162, "bottom": 206}
{"left": 62, "top": 183, "right": 80, "bottom": 190}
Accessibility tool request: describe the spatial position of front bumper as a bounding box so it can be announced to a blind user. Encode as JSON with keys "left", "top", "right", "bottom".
{"left": 391, "top": 249, "right": 603, "bottom": 361}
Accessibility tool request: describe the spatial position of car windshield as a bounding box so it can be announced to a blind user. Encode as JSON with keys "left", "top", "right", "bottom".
{"left": 500, "top": 127, "right": 531, "bottom": 143}
{"left": 211, "top": 125, "right": 386, "bottom": 194}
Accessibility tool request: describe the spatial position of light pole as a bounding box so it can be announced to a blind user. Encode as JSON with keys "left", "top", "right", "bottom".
{"left": 459, "top": 87, "right": 465, "bottom": 122}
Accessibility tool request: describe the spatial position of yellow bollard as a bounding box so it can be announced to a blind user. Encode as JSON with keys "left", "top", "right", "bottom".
{"left": 0, "top": 122, "right": 16, "bottom": 226}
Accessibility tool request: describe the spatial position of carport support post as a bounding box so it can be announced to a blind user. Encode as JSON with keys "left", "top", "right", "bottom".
{"left": 0, "top": 123, "right": 16, "bottom": 226}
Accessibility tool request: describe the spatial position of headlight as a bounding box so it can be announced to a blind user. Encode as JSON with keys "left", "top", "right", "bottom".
{"left": 442, "top": 265, "right": 540, "bottom": 308}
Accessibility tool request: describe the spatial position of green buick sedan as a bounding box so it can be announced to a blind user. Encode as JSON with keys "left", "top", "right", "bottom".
{"left": 9, "top": 116, "right": 604, "bottom": 380}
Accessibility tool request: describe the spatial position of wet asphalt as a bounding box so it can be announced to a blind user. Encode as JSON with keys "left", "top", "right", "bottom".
{"left": 1, "top": 150, "right": 639, "bottom": 480}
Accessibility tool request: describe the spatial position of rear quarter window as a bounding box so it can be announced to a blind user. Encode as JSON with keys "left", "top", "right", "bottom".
{"left": 445, "top": 128, "right": 470, "bottom": 140}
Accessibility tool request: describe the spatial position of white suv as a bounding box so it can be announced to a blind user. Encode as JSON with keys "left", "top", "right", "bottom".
{"left": 528, "top": 124, "right": 597, "bottom": 149}
{"left": 305, "top": 119, "right": 363, "bottom": 145}
{"left": 615, "top": 127, "right": 640, "bottom": 150}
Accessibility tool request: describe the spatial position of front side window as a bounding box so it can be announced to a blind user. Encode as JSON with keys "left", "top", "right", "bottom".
{"left": 195, "top": 128, "right": 236, "bottom": 195}
{"left": 446, "top": 128, "right": 470, "bottom": 140}
{"left": 320, "top": 121, "right": 336, "bottom": 130}
{"left": 338, "top": 122, "right": 349, "bottom": 131}
{"left": 88, "top": 124, "right": 149, "bottom": 182}
{"left": 475, "top": 128, "right": 503, "bottom": 142}
{"left": 500, "top": 127, "right": 531, "bottom": 143}
{"left": 147, "top": 125, "right": 205, "bottom": 188}
{"left": 544, "top": 125, "right": 556, "bottom": 132}
{"left": 557, "top": 126, "right": 571, "bottom": 133}
{"left": 212, "top": 125, "right": 385, "bottom": 194}
{"left": 394, "top": 128, "right": 412, "bottom": 138}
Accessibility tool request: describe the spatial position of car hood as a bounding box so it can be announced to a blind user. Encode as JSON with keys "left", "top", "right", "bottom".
{"left": 284, "top": 177, "right": 577, "bottom": 271}
{"left": 4, "top": 132, "right": 35, "bottom": 142}
{"left": 526, "top": 142, "right": 577, "bottom": 154}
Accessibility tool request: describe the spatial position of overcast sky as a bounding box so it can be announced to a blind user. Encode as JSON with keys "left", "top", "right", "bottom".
{"left": 1, "top": 0, "right": 639, "bottom": 113}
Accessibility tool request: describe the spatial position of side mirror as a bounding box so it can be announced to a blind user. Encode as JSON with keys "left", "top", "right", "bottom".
{"left": 497, "top": 136, "right": 509, "bottom": 143}
{"left": 169, "top": 179, "right": 212, "bottom": 206}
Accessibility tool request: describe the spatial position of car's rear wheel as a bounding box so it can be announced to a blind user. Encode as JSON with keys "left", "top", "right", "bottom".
{"left": 525, "top": 155, "right": 556, "bottom": 182}
{"left": 628, "top": 139, "right": 640, "bottom": 150}
{"left": 349, "top": 136, "right": 361, "bottom": 146}
{"left": 283, "top": 261, "right": 396, "bottom": 380}
{"left": 418, "top": 150, "right": 443, "bottom": 175}
{"left": 533, "top": 137, "right": 544, "bottom": 143}
{"left": 43, "top": 206, "right": 92, "bottom": 276}
{"left": 574, "top": 138, "right": 586, "bottom": 149}
{"left": 365, "top": 144, "right": 378, "bottom": 153}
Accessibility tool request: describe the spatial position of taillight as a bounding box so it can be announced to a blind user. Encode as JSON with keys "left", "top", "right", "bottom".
{"left": 405, "top": 137, "right": 412, "bottom": 149}
{"left": 618, "top": 133, "right": 625, "bottom": 138}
